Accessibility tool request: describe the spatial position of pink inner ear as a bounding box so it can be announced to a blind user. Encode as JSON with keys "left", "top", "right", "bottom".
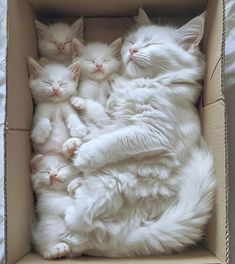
{"left": 31, "top": 154, "right": 44, "bottom": 172}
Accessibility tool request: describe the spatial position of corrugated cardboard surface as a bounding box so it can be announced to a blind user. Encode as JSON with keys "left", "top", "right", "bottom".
{"left": 6, "top": 0, "right": 227, "bottom": 263}
{"left": 6, "top": 130, "right": 33, "bottom": 264}
{"left": 17, "top": 246, "right": 221, "bottom": 264}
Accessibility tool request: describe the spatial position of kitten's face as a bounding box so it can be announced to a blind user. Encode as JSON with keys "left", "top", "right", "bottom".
{"left": 31, "top": 154, "right": 77, "bottom": 192}
{"left": 28, "top": 59, "right": 80, "bottom": 103}
{"left": 73, "top": 39, "right": 121, "bottom": 81}
{"left": 36, "top": 19, "right": 83, "bottom": 62}
{"left": 121, "top": 11, "right": 204, "bottom": 78}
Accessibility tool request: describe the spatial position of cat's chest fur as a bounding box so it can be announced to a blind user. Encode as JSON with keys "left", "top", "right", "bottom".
{"left": 79, "top": 79, "right": 111, "bottom": 107}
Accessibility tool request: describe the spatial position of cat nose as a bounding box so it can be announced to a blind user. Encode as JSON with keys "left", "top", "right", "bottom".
{"left": 95, "top": 64, "right": 103, "bottom": 69}
{"left": 57, "top": 44, "right": 64, "bottom": 51}
{"left": 50, "top": 174, "right": 57, "bottom": 179}
{"left": 129, "top": 47, "right": 138, "bottom": 55}
{"left": 52, "top": 88, "right": 59, "bottom": 92}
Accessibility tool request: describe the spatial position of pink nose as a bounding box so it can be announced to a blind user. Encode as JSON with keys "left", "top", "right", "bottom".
{"left": 57, "top": 45, "right": 64, "bottom": 51}
{"left": 96, "top": 64, "right": 103, "bottom": 69}
{"left": 129, "top": 47, "right": 138, "bottom": 55}
{"left": 52, "top": 88, "right": 59, "bottom": 92}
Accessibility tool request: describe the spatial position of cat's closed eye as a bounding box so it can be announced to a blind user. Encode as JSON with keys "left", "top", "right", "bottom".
{"left": 86, "top": 59, "right": 95, "bottom": 63}
{"left": 43, "top": 81, "right": 52, "bottom": 86}
{"left": 126, "top": 39, "right": 135, "bottom": 45}
{"left": 103, "top": 59, "right": 111, "bottom": 62}
{"left": 39, "top": 171, "right": 50, "bottom": 174}
{"left": 64, "top": 41, "right": 72, "bottom": 45}
{"left": 59, "top": 83, "right": 67, "bottom": 87}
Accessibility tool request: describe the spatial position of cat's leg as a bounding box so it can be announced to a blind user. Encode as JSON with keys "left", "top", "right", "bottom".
{"left": 31, "top": 104, "right": 52, "bottom": 144}
{"left": 73, "top": 125, "right": 169, "bottom": 170}
{"left": 63, "top": 105, "right": 87, "bottom": 138}
{"left": 70, "top": 96, "right": 86, "bottom": 111}
{"left": 84, "top": 99, "right": 111, "bottom": 127}
{"left": 33, "top": 216, "right": 71, "bottom": 259}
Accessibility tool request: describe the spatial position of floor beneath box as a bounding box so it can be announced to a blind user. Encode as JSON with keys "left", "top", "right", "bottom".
{"left": 16, "top": 246, "right": 222, "bottom": 264}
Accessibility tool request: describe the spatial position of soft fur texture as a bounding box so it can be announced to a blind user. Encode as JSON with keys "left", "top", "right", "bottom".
{"left": 31, "top": 154, "right": 84, "bottom": 259}
{"left": 35, "top": 18, "right": 84, "bottom": 65}
{"left": 62, "top": 39, "right": 122, "bottom": 154}
{"left": 28, "top": 58, "right": 85, "bottom": 155}
{"left": 63, "top": 9, "right": 215, "bottom": 257}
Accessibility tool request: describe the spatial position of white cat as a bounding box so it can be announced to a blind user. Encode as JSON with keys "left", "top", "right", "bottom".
{"left": 62, "top": 39, "right": 122, "bottom": 155}
{"left": 31, "top": 154, "right": 85, "bottom": 259}
{"left": 35, "top": 18, "right": 83, "bottom": 65}
{"left": 28, "top": 58, "right": 86, "bottom": 155}
{"left": 64, "top": 9, "right": 215, "bottom": 257}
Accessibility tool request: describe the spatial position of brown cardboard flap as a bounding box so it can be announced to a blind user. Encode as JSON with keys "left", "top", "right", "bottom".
{"left": 7, "top": 0, "right": 37, "bottom": 130}
{"left": 201, "top": 100, "right": 226, "bottom": 263}
{"left": 6, "top": 130, "right": 33, "bottom": 264}
{"left": 27, "top": 0, "right": 206, "bottom": 17}
{"left": 16, "top": 246, "right": 221, "bottom": 264}
{"left": 203, "top": 0, "right": 224, "bottom": 106}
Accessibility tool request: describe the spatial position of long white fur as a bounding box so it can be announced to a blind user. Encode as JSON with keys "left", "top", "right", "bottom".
{"left": 64, "top": 9, "right": 215, "bottom": 257}
{"left": 31, "top": 154, "right": 86, "bottom": 259}
{"left": 35, "top": 18, "right": 84, "bottom": 65}
{"left": 28, "top": 58, "right": 85, "bottom": 155}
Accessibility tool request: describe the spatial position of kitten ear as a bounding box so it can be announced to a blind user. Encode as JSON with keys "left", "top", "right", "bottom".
{"left": 35, "top": 20, "right": 49, "bottom": 40}
{"left": 72, "top": 38, "right": 85, "bottom": 58}
{"left": 68, "top": 62, "right": 80, "bottom": 82}
{"left": 176, "top": 14, "right": 205, "bottom": 50}
{"left": 31, "top": 154, "right": 44, "bottom": 173}
{"left": 136, "top": 7, "right": 151, "bottom": 27}
{"left": 28, "top": 57, "right": 43, "bottom": 79}
{"left": 71, "top": 17, "right": 84, "bottom": 40}
{"left": 109, "top": 38, "right": 122, "bottom": 56}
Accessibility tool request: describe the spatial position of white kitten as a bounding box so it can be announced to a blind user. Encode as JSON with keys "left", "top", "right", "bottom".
{"left": 62, "top": 39, "right": 122, "bottom": 155}
{"left": 35, "top": 18, "right": 83, "bottom": 65}
{"left": 65, "top": 9, "right": 215, "bottom": 257}
{"left": 28, "top": 58, "right": 86, "bottom": 155}
{"left": 31, "top": 154, "right": 84, "bottom": 259}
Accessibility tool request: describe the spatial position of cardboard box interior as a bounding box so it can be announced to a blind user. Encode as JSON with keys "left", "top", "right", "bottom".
{"left": 6, "top": 0, "right": 227, "bottom": 263}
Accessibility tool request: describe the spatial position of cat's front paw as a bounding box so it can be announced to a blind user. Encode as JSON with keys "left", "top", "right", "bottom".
{"left": 67, "top": 178, "right": 83, "bottom": 196}
{"left": 70, "top": 124, "right": 87, "bottom": 138}
{"left": 62, "top": 138, "right": 83, "bottom": 158}
{"left": 70, "top": 96, "right": 86, "bottom": 111}
{"left": 31, "top": 121, "right": 52, "bottom": 144}
{"left": 43, "top": 242, "right": 70, "bottom": 260}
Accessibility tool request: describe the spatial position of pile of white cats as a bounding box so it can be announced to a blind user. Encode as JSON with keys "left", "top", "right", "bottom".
{"left": 27, "top": 8, "right": 215, "bottom": 260}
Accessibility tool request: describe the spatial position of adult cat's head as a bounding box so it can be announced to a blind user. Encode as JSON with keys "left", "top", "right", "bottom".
{"left": 35, "top": 18, "right": 84, "bottom": 62}
{"left": 31, "top": 154, "right": 77, "bottom": 193}
{"left": 121, "top": 8, "right": 205, "bottom": 79}
{"left": 28, "top": 58, "right": 80, "bottom": 103}
{"left": 72, "top": 38, "right": 122, "bottom": 81}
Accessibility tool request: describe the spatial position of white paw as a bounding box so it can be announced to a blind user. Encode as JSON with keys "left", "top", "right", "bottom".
{"left": 70, "top": 124, "right": 87, "bottom": 138}
{"left": 71, "top": 96, "right": 86, "bottom": 110}
{"left": 43, "top": 242, "right": 70, "bottom": 259}
{"left": 62, "top": 138, "right": 83, "bottom": 158}
{"left": 31, "top": 122, "right": 51, "bottom": 144}
{"left": 67, "top": 178, "right": 83, "bottom": 196}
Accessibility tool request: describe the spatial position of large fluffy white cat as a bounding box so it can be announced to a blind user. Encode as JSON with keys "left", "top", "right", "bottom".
{"left": 64, "top": 9, "right": 215, "bottom": 257}
{"left": 28, "top": 58, "right": 86, "bottom": 155}
{"left": 31, "top": 154, "right": 85, "bottom": 259}
{"left": 35, "top": 18, "right": 83, "bottom": 65}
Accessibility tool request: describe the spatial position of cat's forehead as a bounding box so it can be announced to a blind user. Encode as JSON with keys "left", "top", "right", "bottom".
{"left": 84, "top": 43, "right": 112, "bottom": 58}
{"left": 129, "top": 25, "right": 175, "bottom": 43}
{"left": 48, "top": 23, "right": 72, "bottom": 41}
{"left": 40, "top": 155, "right": 66, "bottom": 169}
{"left": 42, "top": 64, "right": 70, "bottom": 80}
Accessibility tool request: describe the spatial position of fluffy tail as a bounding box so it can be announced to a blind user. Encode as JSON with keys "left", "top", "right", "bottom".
{"left": 123, "top": 146, "right": 215, "bottom": 256}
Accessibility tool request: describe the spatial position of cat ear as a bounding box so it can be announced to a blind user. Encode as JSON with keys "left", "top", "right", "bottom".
{"left": 31, "top": 154, "right": 44, "bottom": 173}
{"left": 72, "top": 38, "right": 85, "bottom": 58}
{"left": 68, "top": 62, "right": 80, "bottom": 82}
{"left": 176, "top": 14, "right": 205, "bottom": 50}
{"left": 136, "top": 7, "right": 151, "bottom": 27}
{"left": 35, "top": 20, "right": 49, "bottom": 40}
{"left": 28, "top": 57, "right": 43, "bottom": 79}
{"left": 71, "top": 17, "right": 84, "bottom": 40}
{"left": 109, "top": 38, "right": 122, "bottom": 56}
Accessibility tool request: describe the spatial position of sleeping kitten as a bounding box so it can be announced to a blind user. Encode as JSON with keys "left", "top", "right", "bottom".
{"left": 28, "top": 58, "right": 86, "bottom": 155}
{"left": 64, "top": 9, "right": 215, "bottom": 257}
{"left": 35, "top": 18, "right": 84, "bottom": 65}
{"left": 62, "top": 39, "right": 122, "bottom": 156}
{"left": 31, "top": 154, "right": 83, "bottom": 259}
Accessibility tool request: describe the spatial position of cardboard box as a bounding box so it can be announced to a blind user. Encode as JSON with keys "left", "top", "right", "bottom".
{"left": 5, "top": 0, "right": 228, "bottom": 263}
